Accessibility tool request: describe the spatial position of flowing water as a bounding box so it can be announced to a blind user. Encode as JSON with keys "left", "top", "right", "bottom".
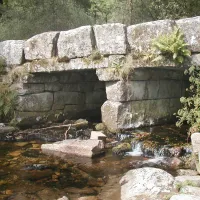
{"left": 0, "top": 124, "right": 190, "bottom": 200}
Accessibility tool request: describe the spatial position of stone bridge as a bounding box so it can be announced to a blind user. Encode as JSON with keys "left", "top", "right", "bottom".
{"left": 1, "top": 16, "right": 200, "bottom": 132}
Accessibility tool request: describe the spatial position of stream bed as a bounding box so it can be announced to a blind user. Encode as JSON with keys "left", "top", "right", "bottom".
{"left": 0, "top": 124, "right": 191, "bottom": 200}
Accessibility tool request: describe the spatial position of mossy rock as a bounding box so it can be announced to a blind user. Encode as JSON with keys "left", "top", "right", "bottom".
{"left": 112, "top": 143, "right": 132, "bottom": 156}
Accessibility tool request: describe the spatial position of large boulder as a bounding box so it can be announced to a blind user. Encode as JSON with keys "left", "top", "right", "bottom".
{"left": 0, "top": 40, "right": 24, "bottom": 65}
{"left": 176, "top": 16, "right": 200, "bottom": 52}
{"left": 120, "top": 167, "right": 174, "bottom": 200}
{"left": 57, "top": 26, "right": 94, "bottom": 59}
{"left": 24, "top": 32, "right": 59, "bottom": 60}
{"left": 127, "top": 20, "right": 175, "bottom": 54}
{"left": 93, "top": 23, "right": 127, "bottom": 55}
{"left": 41, "top": 139, "right": 105, "bottom": 158}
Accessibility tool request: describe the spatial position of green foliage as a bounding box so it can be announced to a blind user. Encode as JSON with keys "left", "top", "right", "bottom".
{"left": 0, "top": 57, "right": 6, "bottom": 73}
{"left": 0, "top": 83, "right": 17, "bottom": 121}
{"left": 0, "top": 0, "right": 93, "bottom": 40}
{"left": 152, "top": 28, "right": 191, "bottom": 64}
{"left": 176, "top": 66, "right": 200, "bottom": 134}
{"left": 89, "top": 0, "right": 113, "bottom": 23}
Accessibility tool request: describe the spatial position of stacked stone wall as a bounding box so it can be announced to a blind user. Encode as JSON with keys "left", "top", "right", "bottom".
{"left": 13, "top": 70, "right": 106, "bottom": 127}
{"left": 99, "top": 68, "right": 188, "bottom": 132}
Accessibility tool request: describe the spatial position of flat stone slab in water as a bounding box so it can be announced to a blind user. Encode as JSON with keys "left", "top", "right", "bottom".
{"left": 41, "top": 139, "right": 105, "bottom": 158}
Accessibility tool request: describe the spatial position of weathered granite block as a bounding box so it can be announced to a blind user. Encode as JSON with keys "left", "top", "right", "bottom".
{"left": 45, "top": 83, "right": 62, "bottom": 92}
{"left": 69, "top": 57, "right": 109, "bottom": 70}
{"left": 127, "top": 20, "right": 175, "bottom": 54}
{"left": 176, "top": 16, "right": 200, "bottom": 52}
{"left": 79, "top": 83, "right": 94, "bottom": 92}
{"left": 101, "top": 101, "right": 121, "bottom": 132}
{"left": 191, "top": 132, "right": 200, "bottom": 153}
{"left": 86, "top": 91, "right": 106, "bottom": 104}
{"left": 57, "top": 26, "right": 94, "bottom": 59}
{"left": 23, "top": 73, "right": 58, "bottom": 83}
{"left": 96, "top": 68, "right": 185, "bottom": 82}
{"left": 120, "top": 168, "right": 174, "bottom": 200}
{"left": 106, "top": 81, "right": 146, "bottom": 102}
{"left": 191, "top": 54, "right": 200, "bottom": 65}
{"left": 11, "top": 83, "right": 45, "bottom": 95}
{"left": 146, "top": 81, "right": 159, "bottom": 99}
{"left": 62, "top": 84, "right": 81, "bottom": 92}
{"left": 24, "top": 32, "right": 59, "bottom": 60}
{"left": 17, "top": 92, "right": 53, "bottom": 112}
{"left": 0, "top": 40, "right": 24, "bottom": 65}
{"left": 101, "top": 99, "right": 177, "bottom": 132}
{"left": 41, "top": 139, "right": 105, "bottom": 158}
{"left": 53, "top": 92, "right": 85, "bottom": 110}
{"left": 105, "top": 79, "right": 183, "bottom": 102}
{"left": 93, "top": 23, "right": 127, "bottom": 55}
{"left": 90, "top": 131, "right": 106, "bottom": 142}
{"left": 158, "top": 80, "right": 182, "bottom": 98}
{"left": 15, "top": 110, "right": 66, "bottom": 128}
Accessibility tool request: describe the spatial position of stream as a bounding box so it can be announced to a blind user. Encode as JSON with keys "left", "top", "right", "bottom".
{"left": 0, "top": 124, "right": 191, "bottom": 200}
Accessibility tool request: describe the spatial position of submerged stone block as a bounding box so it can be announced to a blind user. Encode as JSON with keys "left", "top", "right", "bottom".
{"left": 0, "top": 40, "right": 24, "bottom": 65}
{"left": 24, "top": 32, "right": 59, "bottom": 60}
{"left": 93, "top": 23, "right": 127, "bottom": 55}
{"left": 41, "top": 139, "right": 105, "bottom": 158}
{"left": 57, "top": 26, "right": 94, "bottom": 59}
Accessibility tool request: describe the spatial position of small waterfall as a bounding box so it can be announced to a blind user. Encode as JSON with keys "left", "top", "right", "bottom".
{"left": 126, "top": 141, "right": 143, "bottom": 156}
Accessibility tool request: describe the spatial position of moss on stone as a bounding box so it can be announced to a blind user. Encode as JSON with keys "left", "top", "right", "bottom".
{"left": 112, "top": 142, "right": 132, "bottom": 156}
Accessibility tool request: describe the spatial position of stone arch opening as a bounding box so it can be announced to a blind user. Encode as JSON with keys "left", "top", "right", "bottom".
{"left": 16, "top": 69, "right": 107, "bottom": 127}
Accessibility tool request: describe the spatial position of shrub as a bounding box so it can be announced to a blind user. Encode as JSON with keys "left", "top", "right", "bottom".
{"left": 0, "top": 83, "right": 17, "bottom": 121}
{"left": 152, "top": 28, "right": 191, "bottom": 64}
{"left": 0, "top": 56, "right": 6, "bottom": 73}
{"left": 176, "top": 65, "right": 200, "bottom": 135}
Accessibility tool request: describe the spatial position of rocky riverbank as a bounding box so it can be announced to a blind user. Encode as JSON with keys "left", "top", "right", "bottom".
{"left": 0, "top": 122, "right": 198, "bottom": 200}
